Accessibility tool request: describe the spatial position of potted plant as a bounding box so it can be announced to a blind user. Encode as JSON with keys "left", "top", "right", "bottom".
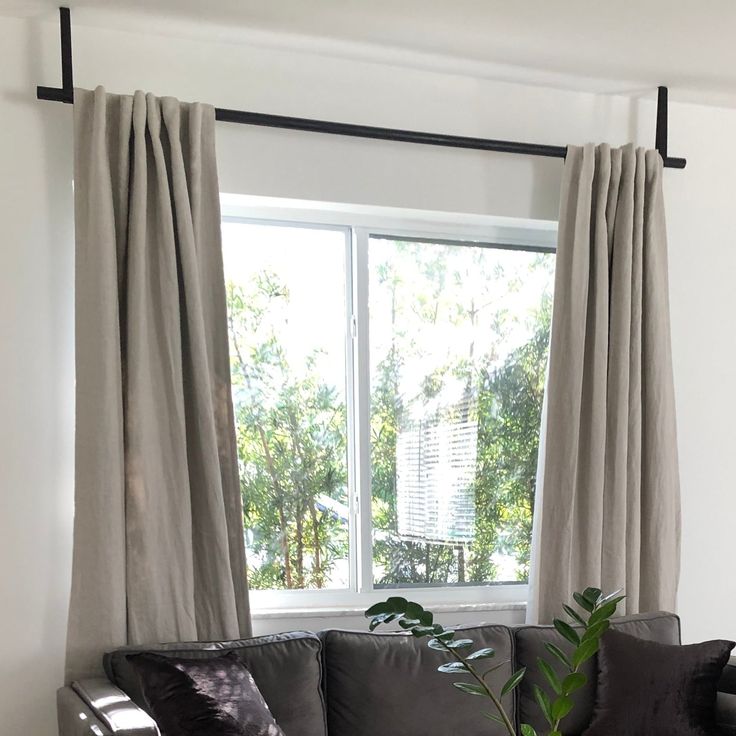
{"left": 366, "top": 587, "right": 624, "bottom": 736}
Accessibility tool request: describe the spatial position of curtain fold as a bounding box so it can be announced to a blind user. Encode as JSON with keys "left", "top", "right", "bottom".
{"left": 528, "top": 143, "right": 680, "bottom": 624}
{"left": 67, "top": 86, "right": 250, "bottom": 682}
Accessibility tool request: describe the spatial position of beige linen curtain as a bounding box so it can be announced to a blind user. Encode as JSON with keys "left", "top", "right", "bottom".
{"left": 528, "top": 143, "right": 680, "bottom": 624}
{"left": 67, "top": 86, "right": 250, "bottom": 682}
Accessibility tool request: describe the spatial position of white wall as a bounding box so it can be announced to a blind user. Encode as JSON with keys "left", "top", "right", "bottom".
{"left": 0, "top": 16, "right": 75, "bottom": 736}
{"left": 1, "top": 11, "right": 735, "bottom": 736}
{"left": 664, "top": 101, "right": 736, "bottom": 644}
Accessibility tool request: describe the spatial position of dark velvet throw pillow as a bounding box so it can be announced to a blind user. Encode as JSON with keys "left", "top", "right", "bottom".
{"left": 582, "top": 629, "right": 734, "bottom": 736}
{"left": 127, "top": 651, "right": 285, "bottom": 736}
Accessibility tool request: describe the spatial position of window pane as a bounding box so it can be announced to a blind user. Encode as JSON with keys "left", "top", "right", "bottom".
{"left": 223, "top": 222, "right": 350, "bottom": 591}
{"left": 369, "top": 237, "right": 555, "bottom": 587}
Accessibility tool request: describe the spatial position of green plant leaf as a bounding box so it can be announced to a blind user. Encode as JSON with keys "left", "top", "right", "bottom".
{"left": 501, "top": 667, "right": 526, "bottom": 696}
{"left": 428, "top": 638, "right": 448, "bottom": 650}
{"left": 572, "top": 638, "right": 599, "bottom": 668}
{"left": 590, "top": 597, "right": 625, "bottom": 620}
{"left": 573, "top": 592, "right": 594, "bottom": 613}
{"left": 597, "top": 589, "right": 624, "bottom": 606}
{"left": 600, "top": 595, "right": 625, "bottom": 611}
{"left": 562, "top": 604, "right": 587, "bottom": 627}
{"left": 467, "top": 648, "right": 495, "bottom": 661}
{"left": 411, "top": 625, "right": 435, "bottom": 638}
{"left": 404, "top": 601, "right": 435, "bottom": 628}
{"left": 520, "top": 724, "right": 538, "bottom": 736}
{"left": 385, "top": 596, "right": 409, "bottom": 614}
{"left": 369, "top": 612, "right": 397, "bottom": 631}
{"left": 436, "top": 630, "right": 455, "bottom": 641}
{"left": 419, "top": 610, "right": 434, "bottom": 626}
{"left": 537, "top": 658, "right": 561, "bottom": 694}
{"left": 438, "top": 661, "right": 469, "bottom": 674}
{"left": 483, "top": 713, "right": 504, "bottom": 724}
{"left": 560, "top": 672, "right": 586, "bottom": 695}
{"left": 398, "top": 618, "right": 420, "bottom": 629}
{"left": 533, "top": 685, "right": 553, "bottom": 726}
{"left": 482, "top": 661, "right": 511, "bottom": 679}
{"left": 544, "top": 643, "right": 573, "bottom": 670}
{"left": 588, "top": 601, "right": 617, "bottom": 627}
{"left": 581, "top": 619, "right": 609, "bottom": 643}
{"left": 453, "top": 682, "right": 486, "bottom": 696}
{"left": 365, "top": 601, "right": 389, "bottom": 617}
{"left": 550, "top": 695, "right": 574, "bottom": 721}
{"left": 582, "top": 588, "right": 602, "bottom": 606}
{"left": 446, "top": 638, "right": 474, "bottom": 650}
{"left": 550, "top": 731, "right": 562, "bottom": 736}
{"left": 553, "top": 619, "right": 580, "bottom": 646}
{"left": 405, "top": 601, "right": 424, "bottom": 620}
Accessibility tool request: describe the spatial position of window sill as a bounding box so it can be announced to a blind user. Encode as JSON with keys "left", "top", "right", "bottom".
{"left": 251, "top": 601, "right": 527, "bottom": 620}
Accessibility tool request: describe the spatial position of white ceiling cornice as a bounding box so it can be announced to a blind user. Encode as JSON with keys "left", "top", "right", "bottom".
{"left": 4, "top": 0, "right": 736, "bottom": 108}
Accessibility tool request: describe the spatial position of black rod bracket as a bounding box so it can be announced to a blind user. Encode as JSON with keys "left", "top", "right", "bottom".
{"left": 36, "top": 7, "right": 686, "bottom": 169}
{"left": 655, "top": 85, "right": 685, "bottom": 169}
{"left": 36, "top": 6, "right": 73, "bottom": 104}
{"left": 656, "top": 86, "right": 669, "bottom": 160}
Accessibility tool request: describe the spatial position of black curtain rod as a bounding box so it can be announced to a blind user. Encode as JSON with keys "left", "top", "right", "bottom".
{"left": 37, "top": 7, "right": 687, "bottom": 170}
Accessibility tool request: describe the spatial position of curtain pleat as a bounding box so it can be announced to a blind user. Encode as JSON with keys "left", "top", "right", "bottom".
{"left": 66, "top": 86, "right": 250, "bottom": 682}
{"left": 528, "top": 143, "right": 680, "bottom": 623}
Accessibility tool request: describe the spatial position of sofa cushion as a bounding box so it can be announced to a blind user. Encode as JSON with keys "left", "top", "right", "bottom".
{"left": 126, "top": 651, "right": 285, "bottom": 736}
{"left": 322, "top": 623, "right": 515, "bottom": 736}
{"left": 104, "top": 632, "right": 327, "bottom": 736}
{"left": 514, "top": 611, "right": 681, "bottom": 735}
{"left": 582, "top": 630, "right": 734, "bottom": 736}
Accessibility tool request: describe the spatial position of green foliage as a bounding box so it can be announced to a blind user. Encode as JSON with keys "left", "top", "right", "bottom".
{"left": 370, "top": 244, "right": 554, "bottom": 587}
{"left": 365, "top": 596, "right": 522, "bottom": 736}
{"left": 227, "top": 242, "right": 554, "bottom": 591}
{"left": 228, "top": 275, "right": 348, "bottom": 590}
{"left": 365, "top": 589, "right": 624, "bottom": 736}
{"left": 469, "top": 296, "right": 551, "bottom": 583}
{"left": 534, "top": 588, "right": 626, "bottom": 734}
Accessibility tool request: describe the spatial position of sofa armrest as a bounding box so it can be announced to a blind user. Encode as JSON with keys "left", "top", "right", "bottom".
{"left": 58, "top": 686, "right": 112, "bottom": 736}
{"left": 58, "top": 678, "right": 158, "bottom": 736}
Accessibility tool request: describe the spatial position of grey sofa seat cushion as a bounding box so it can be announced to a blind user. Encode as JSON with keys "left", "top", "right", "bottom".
{"left": 322, "top": 624, "right": 515, "bottom": 736}
{"left": 104, "top": 631, "right": 327, "bottom": 736}
{"left": 514, "top": 611, "right": 681, "bottom": 735}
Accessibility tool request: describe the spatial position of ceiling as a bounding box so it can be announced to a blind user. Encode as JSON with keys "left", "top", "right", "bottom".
{"left": 4, "top": 0, "right": 736, "bottom": 106}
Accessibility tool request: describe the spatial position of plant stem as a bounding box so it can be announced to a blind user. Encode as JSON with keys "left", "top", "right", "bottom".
{"left": 443, "top": 643, "right": 517, "bottom": 736}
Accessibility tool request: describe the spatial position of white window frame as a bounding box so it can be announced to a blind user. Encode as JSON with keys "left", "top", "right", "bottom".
{"left": 221, "top": 194, "right": 557, "bottom": 614}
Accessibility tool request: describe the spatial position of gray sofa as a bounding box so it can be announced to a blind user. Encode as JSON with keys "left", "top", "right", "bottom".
{"left": 58, "top": 611, "right": 736, "bottom": 736}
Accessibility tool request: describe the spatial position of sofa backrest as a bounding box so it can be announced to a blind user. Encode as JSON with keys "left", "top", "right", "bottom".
{"left": 321, "top": 623, "right": 515, "bottom": 736}
{"left": 513, "top": 611, "right": 681, "bottom": 735}
{"left": 103, "top": 612, "right": 681, "bottom": 736}
{"left": 103, "top": 631, "right": 328, "bottom": 736}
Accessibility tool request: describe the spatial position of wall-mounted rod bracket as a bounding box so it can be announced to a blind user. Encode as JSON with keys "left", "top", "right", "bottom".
{"left": 656, "top": 86, "right": 669, "bottom": 161}
{"left": 36, "top": 7, "right": 686, "bottom": 169}
{"left": 36, "top": 6, "right": 73, "bottom": 104}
